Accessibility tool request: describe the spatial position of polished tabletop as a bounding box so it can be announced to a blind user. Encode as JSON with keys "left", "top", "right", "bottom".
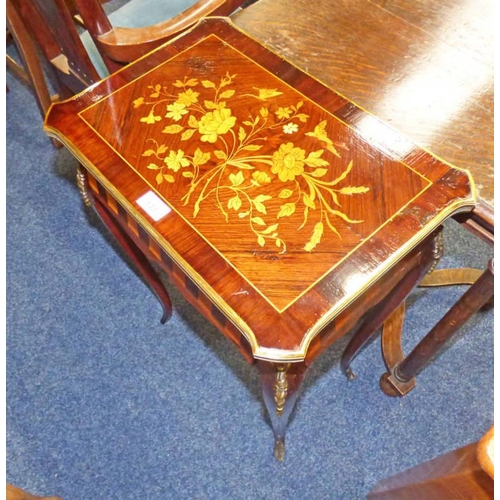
{"left": 45, "top": 18, "right": 475, "bottom": 362}
{"left": 234, "top": 0, "right": 494, "bottom": 207}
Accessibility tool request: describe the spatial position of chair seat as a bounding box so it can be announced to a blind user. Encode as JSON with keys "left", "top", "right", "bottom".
{"left": 80, "top": 0, "right": 199, "bottom": 78}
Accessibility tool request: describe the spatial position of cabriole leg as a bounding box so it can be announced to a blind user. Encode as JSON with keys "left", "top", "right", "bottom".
{"left": 257, "top": 360, "right": 308, "bottom": 461}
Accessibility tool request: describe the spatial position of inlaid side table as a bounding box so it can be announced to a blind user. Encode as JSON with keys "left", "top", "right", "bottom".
{"left": 45, "top": 18, "right": 475, "bottom": 460}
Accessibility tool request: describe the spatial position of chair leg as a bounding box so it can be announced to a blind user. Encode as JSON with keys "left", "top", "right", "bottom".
{"left": 379, "top": 259, "right": 494, "bottom": 397}
{"left": 340, "top": 234, "right": 437, "bottom": 381}
{"left": 6, "top": 0, "right": 62, "bottom": 147}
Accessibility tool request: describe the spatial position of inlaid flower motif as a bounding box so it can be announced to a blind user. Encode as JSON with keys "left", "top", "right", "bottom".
{"left": 165, "top": 150, "right": 190, "bottom": 171}
{"left": 271, "top": 142, "right": 306, "bottom": 182}
{"left": 198, "top": 108, "right": 236, "bottom": 143}
{"left": 252, "top": 171, "right": 272, "bottom": 184}
{"left": 133, "top": 97, "right": 145, "bottom": 108}
{"left": 283, "top": 123, "right": 298, "bottom": 134}
{"left": 276, "top": 107, "right": 291, "bottom": 119}
{"left": 165, "top": 102, "right": 188, "bottom": 121}
{"left": 176, "top": 89, "right": 200, "bottom": 106}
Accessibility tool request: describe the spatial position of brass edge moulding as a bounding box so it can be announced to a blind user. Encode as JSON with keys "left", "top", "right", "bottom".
{"left": 293, "top": 195, "right": 476, "bottom": 358}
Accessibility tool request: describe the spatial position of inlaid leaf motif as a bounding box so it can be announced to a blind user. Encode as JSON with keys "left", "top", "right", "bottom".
{"left": 251, "top": 217, "right": 266, "bottom": 226}
{"left": 141, "top": 111, "right": 161, "bottom": 124}
{"left": 228, "top": 195, "right": 242, "bottom": 211}
{"left": 133, "top": 97, "right": 145, "bottom": 108}
{"left": 304, "top": 222, "right": 324, "bottom": 252}
{"left": 262, "top": 223, "right": 279, "bottom": 235}
{"left": 252, "top": 171, "right": 271, "bottom": 184}
{"left": 256, "top": 88, "right": 283, "bottom": 99}
{"left": 338, "top": 186, "right": 370, "bottom": 195}
{"left": 192, "top": 148, "right": 210, "bottom": 166}
{"left": 308, "top": 168, "right": 328, "bottom": 178}
{"left": 201, "top": 80, "right": 216, "bottom": 88}
{"left": 252, "top": 195, "right": 272, "bottom": 214}
{"left": 278, "top": 203, "right": 296, "bottom": 219}
{"left": 303, "top": 193, "right": 316, "bottom": 210}
{"left": 220, "top": 90, "right": 235, "bottom": 99}
{"left": 331, "top": 160, "right": 354, "bottom": 185}
{"left": 214, "top": 150, "right": 227, "bottom": 160}
{"left": 204, "top": 100, "right": 218, "bottom": 110}
{"left": 304, "top": 150, "right": 329, "bottom": 168}
{"left": 188, "top": 115, "right": 199, "bottom": 128}
{"left": 162, "top": 124, "right": 184, "bottom": 134}
{"left": 149, "top": 84, "right": 162, "bottom": 98}
{"left": 278, "top": 189, "right": 294, "bottom": 199}
{"left": 229, "top": 171, "right": 244, "bottom": 186}
{"left": 181, "top": 129, "right": 196, "bottom": 141}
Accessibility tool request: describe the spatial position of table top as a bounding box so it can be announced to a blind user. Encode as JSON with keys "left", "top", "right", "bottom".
{"left": 45, "top": 18, "right": 475, "bottom": 362}
{"left": 234, "top": 0, "right": 494, "bottom": 207}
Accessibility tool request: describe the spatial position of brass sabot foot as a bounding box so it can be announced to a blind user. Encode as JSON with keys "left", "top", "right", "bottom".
{"left": 274, "top": 439, "right": 285, "bottom": 461}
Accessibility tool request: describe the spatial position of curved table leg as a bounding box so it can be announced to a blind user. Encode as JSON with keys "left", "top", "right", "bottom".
{"left": 257, "top": 360, "right": 308, "bottom": 461}
{"left": 380, "top": 259, "right": 494, "bottom": 397}
{"left": 340, "top": 232, "right": 438, "bottom": 381}
{"left": 92, "top": 194, "right": 173, "bottom": 324}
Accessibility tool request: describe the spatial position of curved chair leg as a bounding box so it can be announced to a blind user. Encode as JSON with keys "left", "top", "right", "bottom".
{"left": 380, "top": 259, "right": 494, "bottom": 397}
{"left": 340, "top": 250, "right": 434, "bottom": 381}
{"left": 257, "top": 360, "right": 308, "bottom": 461}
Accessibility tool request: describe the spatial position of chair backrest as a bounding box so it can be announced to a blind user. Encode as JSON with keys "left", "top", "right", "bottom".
{"left": 10, "top": 0, "right": 101, "bottom": 96}
{"left": 72, "top": 0, "right": 251, "bottom": 73}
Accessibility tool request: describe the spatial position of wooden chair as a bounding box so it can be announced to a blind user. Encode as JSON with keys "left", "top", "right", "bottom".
{"left": 6, "top": 0, "right": 54, "bottom": 118}
{"left": 72, "top": 0, "right": 253, "bottom": 75}
{"left": 9, "top": 0, "right": 101, "bottom": 98}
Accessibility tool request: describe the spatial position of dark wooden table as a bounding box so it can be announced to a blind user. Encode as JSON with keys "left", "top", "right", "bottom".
{"left": 45, "top": 18, "right": 476, "bottom": 459}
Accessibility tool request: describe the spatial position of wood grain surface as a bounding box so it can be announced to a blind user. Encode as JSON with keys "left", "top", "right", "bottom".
{"left": 234, "top": 0, "right": 494, "bottom": 206}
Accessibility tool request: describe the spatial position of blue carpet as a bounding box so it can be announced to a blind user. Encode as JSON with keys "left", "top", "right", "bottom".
{"left": 6, "top": 66, "right": 493, "bottom": 500}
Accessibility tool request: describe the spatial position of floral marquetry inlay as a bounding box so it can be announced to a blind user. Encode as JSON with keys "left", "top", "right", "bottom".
{"left": 78, "top": 34, "right": 432, "bottom": 311}
{"left": 133, "top": 72, "right": 369, "bottom": 253}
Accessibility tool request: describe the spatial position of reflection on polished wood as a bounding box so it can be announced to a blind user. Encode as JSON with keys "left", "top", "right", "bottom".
{"left": 234, "top": 0, "right": 494, "bottom": 206}
{"left": 44, "top": 18, "right": 477, "bottom": 458}
{"left": 367, "top": 433, "right": 494, "bottom": 499}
